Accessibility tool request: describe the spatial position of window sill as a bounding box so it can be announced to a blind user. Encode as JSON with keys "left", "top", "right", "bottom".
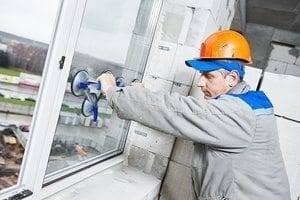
{"left": 42, "top": 164, "right": 161, "bottom": 200}
{"left": 39, "top": 155, "right": 125, "bottom": 199}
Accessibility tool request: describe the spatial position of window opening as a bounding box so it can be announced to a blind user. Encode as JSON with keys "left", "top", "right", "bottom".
{"left": 43, "top": 0, "right": 162, "bottom": 183}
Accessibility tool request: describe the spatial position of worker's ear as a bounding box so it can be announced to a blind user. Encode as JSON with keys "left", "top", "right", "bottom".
{"left": 225, "top": 70, "right": 240, "bottom": 87}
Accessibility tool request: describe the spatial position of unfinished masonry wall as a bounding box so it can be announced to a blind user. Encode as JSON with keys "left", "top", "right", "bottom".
{"left": 124, "top": 1, "right": 239, "bottom": 199}
{"left": 126, "top": 2, "right": 300, "bottom": 200}
{"left": 245, "top": 23, "right": 300, "bottom": 75}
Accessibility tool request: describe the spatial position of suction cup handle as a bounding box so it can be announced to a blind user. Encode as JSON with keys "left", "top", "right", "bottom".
{"left": 96, "top": 82, "right": 101, "bottom": 90}
{"left": 78, "top": 81, "right": 89, "bottom": 89}
{"left": 92, "top": 105, "right": 98, "bottom": 122}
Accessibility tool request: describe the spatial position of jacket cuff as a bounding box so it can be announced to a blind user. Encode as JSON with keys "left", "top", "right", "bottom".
{"left": 105, "top": 86, "right": 123, "bottom": 107}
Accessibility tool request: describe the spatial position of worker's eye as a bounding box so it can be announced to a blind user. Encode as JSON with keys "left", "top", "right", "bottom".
{"left": 204, "top": 74, "right": 215, "bottom": 79}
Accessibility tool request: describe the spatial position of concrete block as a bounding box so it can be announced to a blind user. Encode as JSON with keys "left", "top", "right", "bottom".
{"left": 172, "top": 45, "right": 198, "bottom": 85}
{"left": 195, "top": 0, "right": 219, "bottom": 10}
{"left": 168, "top": 0, "right": 221, "bottom": 11}
{"left": 145, "top": 41, "right": 177, "bottom": 80}
{"left": 160, "top": 161, "right": 193, "bottom": 200}
{"left": 144, "top": 151, "right": 156, "bottom": 174}
{"left": 269, "top": 43, "right": 297, "bottom": 64}
{"left": 201, "top": 16, "right": 219, "bottom": 44}
{"left": 171, "top": 82, "right": 191, "bottom": 96}
{"left": 143, "top": 75, "right": 173, "bottom": 92}
{"left": 185, "top": 9, "right": 217, "bottom": 48}
{"left": 166, "top": 0, "right": 198, "bottom": 8}
{"left": 216, "top": 2, "right": 231, "bottom": 29}
{"left": 171, "top": 138, "right": 194, "bottom": 167}
{"left": 260, "top": 72, "right": 300, "bottom": 121}
{"left": 272, "top": 29, "right": 300, "bottom": 47}
{"left": 128, "top": 146, "right": 169, "bottom": 180}
{"left": 277, "top": 117, "right": 300, "bottom": 169}
{"left": 128, "top": 145, "right": 148, "bottom": 170}
{"left": 276, "top": 117, "right": 300, "bottom": 200}
{"left": 150, "top": 154, "right": 169, "bottom": 180}
{"left": 265, "top": 59, "right": 288, "bottom": 74}
{"left": 160, "top": 2, "right": 187, "bottom": 43}
{"left": 285, "top": 64, "right": 300, "bottom": 77}
{"left": 244, "top": 65, "right": 262, "bottom": 90}
{"left": 210, "top": 0, "right": 223, "bottom": 22}
{"left": 132, "top": 123, "right": 175, "bottom": 157}
{"left": 178, "top": 7, "right": 194, "bottom": 45}
{"left": 170, "top": 0, "right": 222, "bottom": 22}
{"left": 184, "top": 0, "right": 222, "bottom": 21}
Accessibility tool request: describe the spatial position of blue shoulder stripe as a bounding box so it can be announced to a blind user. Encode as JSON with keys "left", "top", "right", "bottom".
{"left": 229, "top": 91, "right": 274, "bottom": 115}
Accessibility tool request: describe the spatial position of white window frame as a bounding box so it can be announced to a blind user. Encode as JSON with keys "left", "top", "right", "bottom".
{"left": 0, "top": 0, "right": 89, "bottom": 199}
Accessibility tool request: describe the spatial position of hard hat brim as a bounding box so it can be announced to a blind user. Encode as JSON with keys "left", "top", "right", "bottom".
{"left": 185, "top": 59, "right": 245, "bottom": 78}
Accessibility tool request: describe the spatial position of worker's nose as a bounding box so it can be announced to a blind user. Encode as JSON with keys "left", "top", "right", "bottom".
{"left": 197, "top": 75, "right": 206, "bottom": 87}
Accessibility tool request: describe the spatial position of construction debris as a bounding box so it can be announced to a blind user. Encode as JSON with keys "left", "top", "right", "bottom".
{"left": 0, "top": 128, "right": 24, "bottom": 190}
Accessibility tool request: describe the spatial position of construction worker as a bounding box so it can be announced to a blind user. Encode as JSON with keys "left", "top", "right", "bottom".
{"left": 97, "top": 30, "right": 291, "bottom": 200}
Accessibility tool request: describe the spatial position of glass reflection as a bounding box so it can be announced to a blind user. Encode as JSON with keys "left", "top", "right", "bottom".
{"left": 0, "top": 0, "right": 59, "bottom": 190}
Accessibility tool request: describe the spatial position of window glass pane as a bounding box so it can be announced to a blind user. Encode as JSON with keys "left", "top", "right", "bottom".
{"left": 44, "top": 0, "right": 160, "bottom": 182}
{"left": 0, "top": 0, "right": 59, "bottom": 191}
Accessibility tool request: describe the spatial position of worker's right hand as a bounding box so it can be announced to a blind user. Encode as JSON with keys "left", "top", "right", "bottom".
{"left": 130, "top": 82, "right": 144, "bottom": 88}
{"left": 96, "top": 73, "right": 116, "bottom": 95}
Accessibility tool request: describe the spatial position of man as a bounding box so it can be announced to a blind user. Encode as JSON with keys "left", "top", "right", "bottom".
{"left": 98, "top": 30, "right": 291, "bottom": 200}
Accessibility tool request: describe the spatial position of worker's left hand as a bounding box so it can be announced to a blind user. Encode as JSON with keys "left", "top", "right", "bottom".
{"left": 96, "top": 73, "right": 116, "bottom": 95}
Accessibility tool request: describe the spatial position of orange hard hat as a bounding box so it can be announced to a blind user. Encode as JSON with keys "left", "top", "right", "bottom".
{"left": 199, "top": 30, "right": 252, "bottom": 64}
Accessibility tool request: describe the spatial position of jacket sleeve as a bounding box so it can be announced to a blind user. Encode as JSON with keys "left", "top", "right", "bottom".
{"left": 106, "top": 86, "right": 256, "bottom": 152}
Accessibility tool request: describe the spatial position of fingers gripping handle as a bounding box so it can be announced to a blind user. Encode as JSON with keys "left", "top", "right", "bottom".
{"left": 95, "top": 76, "right": 125, "bottom": 92}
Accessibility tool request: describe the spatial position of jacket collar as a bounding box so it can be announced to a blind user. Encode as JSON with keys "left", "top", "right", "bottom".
{"left": 227, "top": 81, "right": 251, "bottom": 95}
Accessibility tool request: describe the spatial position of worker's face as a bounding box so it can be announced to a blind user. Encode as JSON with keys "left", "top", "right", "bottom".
{"left": 197, "top": 70, "right": 231, "bottom": 99}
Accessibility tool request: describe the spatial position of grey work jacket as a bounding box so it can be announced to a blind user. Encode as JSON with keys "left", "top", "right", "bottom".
{"left": 106, "top": 81, "right": 291, "bottom": 200}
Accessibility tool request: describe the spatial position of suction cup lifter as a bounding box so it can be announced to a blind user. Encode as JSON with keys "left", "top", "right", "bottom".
{"left": 71, "top": 69, "right": 137, "bottom": 122}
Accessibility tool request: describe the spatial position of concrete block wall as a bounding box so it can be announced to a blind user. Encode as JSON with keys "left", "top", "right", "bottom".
{"left": 245, "top": 23, "right": 300, "bottom": 75}
{"left": 260, "top": 72, "right": 300, "bottom": 199}
{"left": 123, "top": 0, "right": 239, "bottom": 200}
{"left": 265, "top": 42, "right": 300, "bottom": 77}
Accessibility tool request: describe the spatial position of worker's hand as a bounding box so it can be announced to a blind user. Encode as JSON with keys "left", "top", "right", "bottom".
{"left": 130, "top": 82, "right": 144, "bottom": 88}
{"left": 96, "top": 73, "right": 116, "bottom": 95}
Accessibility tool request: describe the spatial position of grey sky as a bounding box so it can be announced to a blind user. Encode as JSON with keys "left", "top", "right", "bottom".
{"left": 0, "top": 0, "right": 141, "bottom": 64}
